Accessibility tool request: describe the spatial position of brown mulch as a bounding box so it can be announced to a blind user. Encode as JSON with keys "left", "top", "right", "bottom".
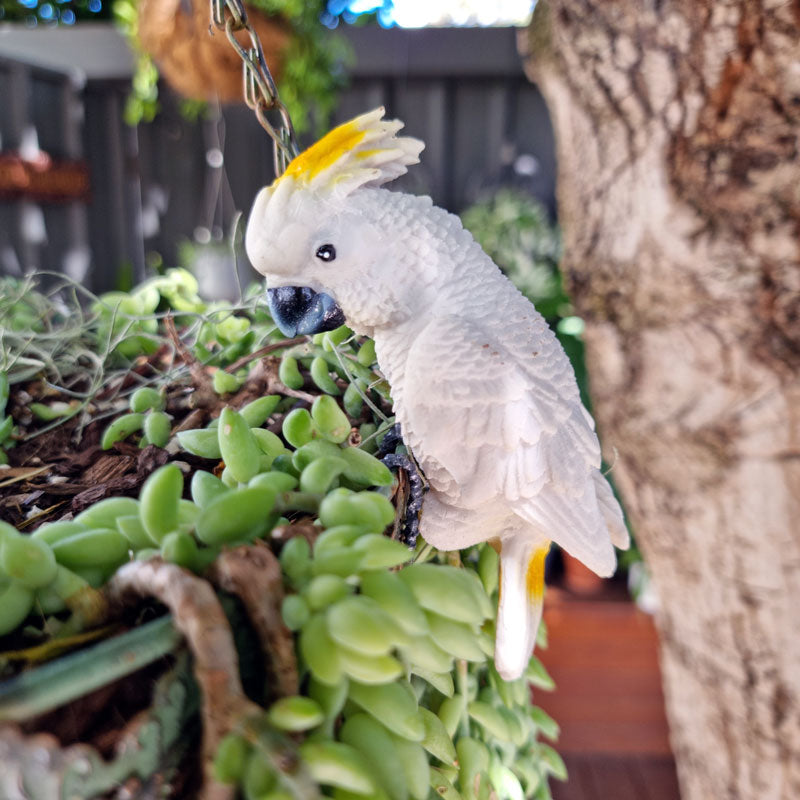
{"left": 0, "top": 349, "right": 310, "bottom": 532}
{"left": 0, "top": 407, "right": 166, "bottom": 529}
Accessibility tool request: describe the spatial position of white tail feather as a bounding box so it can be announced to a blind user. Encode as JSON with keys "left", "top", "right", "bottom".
{"left": 494, "top": 537, "right": 548, "bottom": 681}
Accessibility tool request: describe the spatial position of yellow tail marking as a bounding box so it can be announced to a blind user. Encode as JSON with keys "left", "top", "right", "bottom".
{"left": 278, "top": 118, "right": 367, "bottom": 185}
{"left": 526, "top": 543, "right": 551, "bottom": 602}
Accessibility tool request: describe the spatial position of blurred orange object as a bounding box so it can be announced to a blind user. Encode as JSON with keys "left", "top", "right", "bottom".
{"left": 560, "top": 552, "right": 606, "bottom": 596}
{"left": 0, "top": 152, "right": 89, "bottom": 203}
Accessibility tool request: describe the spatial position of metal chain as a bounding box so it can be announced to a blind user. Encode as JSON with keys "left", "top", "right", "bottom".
{"left": 210, "top": 0, "right": 299, "bottom": 175}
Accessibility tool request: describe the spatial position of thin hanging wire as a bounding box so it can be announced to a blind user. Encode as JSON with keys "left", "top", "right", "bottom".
{"left": 210, "top": 0, "right": 299, "bottom": 175}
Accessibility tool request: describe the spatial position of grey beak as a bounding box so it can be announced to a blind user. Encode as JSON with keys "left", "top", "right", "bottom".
{"left": 267, "top": 286, "right": 346, "bottom": 337}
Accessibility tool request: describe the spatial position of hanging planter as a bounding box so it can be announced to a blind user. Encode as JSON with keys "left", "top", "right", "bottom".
{"left": 114, "top": 0, "right": 352, "bottom": 132}
{"left": 135, "top": 0, "right": 290, "bottom": 104}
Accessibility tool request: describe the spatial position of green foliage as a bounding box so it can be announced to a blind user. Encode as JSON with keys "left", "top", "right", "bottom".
{"left": 92, "top": 267, "right": 205, "bottom": 363}
{"left": 0, "top": 276, "right": 106, "bottom": 443}
{"left": 0, "top": 277, "right": 50, "bottom": 336}
{"left": 460, "top": 189, "right": 564, "bottom": 320}
{"left": 208, "top": 531, "right": 562, "bottom": 799}
{"left": 0, "top": 271, "right": 277, "bottom": 474}
{"left": 257, "top": 535, "right": 562, "bottom": 800}
{"left": 0, "top": 373, "right": 16, "bottom": 465}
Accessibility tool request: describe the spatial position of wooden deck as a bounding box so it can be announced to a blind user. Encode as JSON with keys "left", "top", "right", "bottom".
{"left": 553, "top": 754, "right": 680, "bottom": 800}
{"left": 536, "top": 590, "right": 681, "bottom": 800}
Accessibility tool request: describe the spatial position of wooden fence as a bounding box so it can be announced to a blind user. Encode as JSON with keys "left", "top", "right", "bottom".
{"left": 0, "top": 24, "right": 555, "bottom": 293}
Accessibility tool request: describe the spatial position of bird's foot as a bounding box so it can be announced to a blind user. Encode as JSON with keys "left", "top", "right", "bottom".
{"left": 379, "top": 425, "right": 428, "bottom": 548}
{"left": 376, "top": 423, "right": 403, "bottom": 458}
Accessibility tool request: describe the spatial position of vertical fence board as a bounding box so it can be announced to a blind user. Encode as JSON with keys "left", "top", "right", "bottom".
{"left": 38, "top": 75, "right": 70, "bottom": 284}
{"left": 510, "top": 83, "right": 557, "bottom": 216}
{"left": 0, "top": 61, "right": 28, "bottom": 148}
{"left": 0, "top": 63, "right": 19, "bottom": 277}
{"left": 391, "top": 79, "right": 449, "bottom": 203}
{"left": 3, "top": 63, "right": 44, "bottom": 275}
{"left": 31, "top": 74, "right": 64, "bottom": 155}
{"left": 121, "top": 114, "right": 147, "bottom": 286}
{"left": 35, "top": 74, "right": 92, "bottom": 286}
{"left": 135, "top": 109, "right": 170, "bottom": 267}
{"left": 217, "top": 103, "right": 275, "bottom": 217}
{"left": 82, "top": 84, "right": 130, "bottom": 292}
{"left": 0, "top": 64, "right": 11, "bottom": 149}
{"left": 451, "top": 80, "right": 511, "bottom": 210}
{"left": 148, "top": 98, "right": 206, "bottom": 268}
{"left": 332, "top": 79, "right": 387, "bottom": 129}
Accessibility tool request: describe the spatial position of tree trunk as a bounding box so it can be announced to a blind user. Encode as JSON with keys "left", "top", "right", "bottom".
{"left": 520, "top": 3, "right": 800, "bottom": 799}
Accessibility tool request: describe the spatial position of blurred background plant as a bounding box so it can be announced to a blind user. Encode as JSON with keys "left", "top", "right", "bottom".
{"left": 112, "top": 0, "right": 360, "bottom": 131}
{"left": 0, "top": 0, "right": 110, "bottom": 25}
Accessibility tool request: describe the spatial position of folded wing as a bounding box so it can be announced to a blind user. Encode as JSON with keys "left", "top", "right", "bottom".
{"left": 402, "top": 314, "right": 626, "bottom": 574}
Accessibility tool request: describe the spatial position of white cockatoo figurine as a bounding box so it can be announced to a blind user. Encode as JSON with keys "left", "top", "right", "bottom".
{"left": 246, "top": 108, "right": 629, "bottom": 680}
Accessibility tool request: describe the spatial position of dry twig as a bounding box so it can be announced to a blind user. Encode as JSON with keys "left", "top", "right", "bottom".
{"left": 223, "top": 337, "right": 307, "bottom": 374}
{"left": 208, "top": 545, "right": 298, "bottom": 698}
{"left": 106, "top": 559, "right": 260, "bottom": 800}
{"left": 164, "top": 316, "right": 216, "bottom": 408}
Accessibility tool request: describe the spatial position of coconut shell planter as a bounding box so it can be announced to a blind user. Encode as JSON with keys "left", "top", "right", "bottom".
{"left": 0, "top": 271, "right": 565, "bottom": 799}
{"left": 136, "top": 0, "right": 289, "bottom": 102}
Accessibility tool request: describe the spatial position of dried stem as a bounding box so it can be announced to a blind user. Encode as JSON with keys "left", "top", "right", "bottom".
{"left": 106, "top": 558, "right": 260, "bottom": 800}
{"left": 207, "top": 544, "right": 298, "bottom": 698}
{"left": 164, "top": 315, "right": 216, "bottom": 408}
{"left": 223, "top": 337, "right": 307, "bottom": 374}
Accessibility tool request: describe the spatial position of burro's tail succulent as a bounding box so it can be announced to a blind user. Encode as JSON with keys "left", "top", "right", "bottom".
{"left": 245, "top": 107, "right": 629, "bottom": 680}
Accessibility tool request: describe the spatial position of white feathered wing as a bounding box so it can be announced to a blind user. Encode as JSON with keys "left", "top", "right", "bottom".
{"left": 398, "top": 312, "right": 628, "bottom": 678}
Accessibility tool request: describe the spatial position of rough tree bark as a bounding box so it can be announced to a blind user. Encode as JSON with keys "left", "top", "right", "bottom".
{"left": 520, "top": 3, "right": 800, "bottom": 799}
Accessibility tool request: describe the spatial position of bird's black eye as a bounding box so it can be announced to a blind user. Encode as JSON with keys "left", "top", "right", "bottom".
{"left": 316, "top": 244, "right": 336, "bottom": 262}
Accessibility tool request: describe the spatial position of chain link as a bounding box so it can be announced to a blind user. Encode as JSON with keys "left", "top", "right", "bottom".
{"left": 210, "top": 0, "right": 299, "bottom": 175}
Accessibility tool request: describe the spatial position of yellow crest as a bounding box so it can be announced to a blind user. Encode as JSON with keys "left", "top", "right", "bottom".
{"left": 275, "top": 107, "right": 424, "bottom": 197}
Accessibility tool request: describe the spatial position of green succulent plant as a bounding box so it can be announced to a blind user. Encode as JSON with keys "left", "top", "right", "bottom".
{"left": 0, "top": 274, "right": 565, "bottom": 799}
